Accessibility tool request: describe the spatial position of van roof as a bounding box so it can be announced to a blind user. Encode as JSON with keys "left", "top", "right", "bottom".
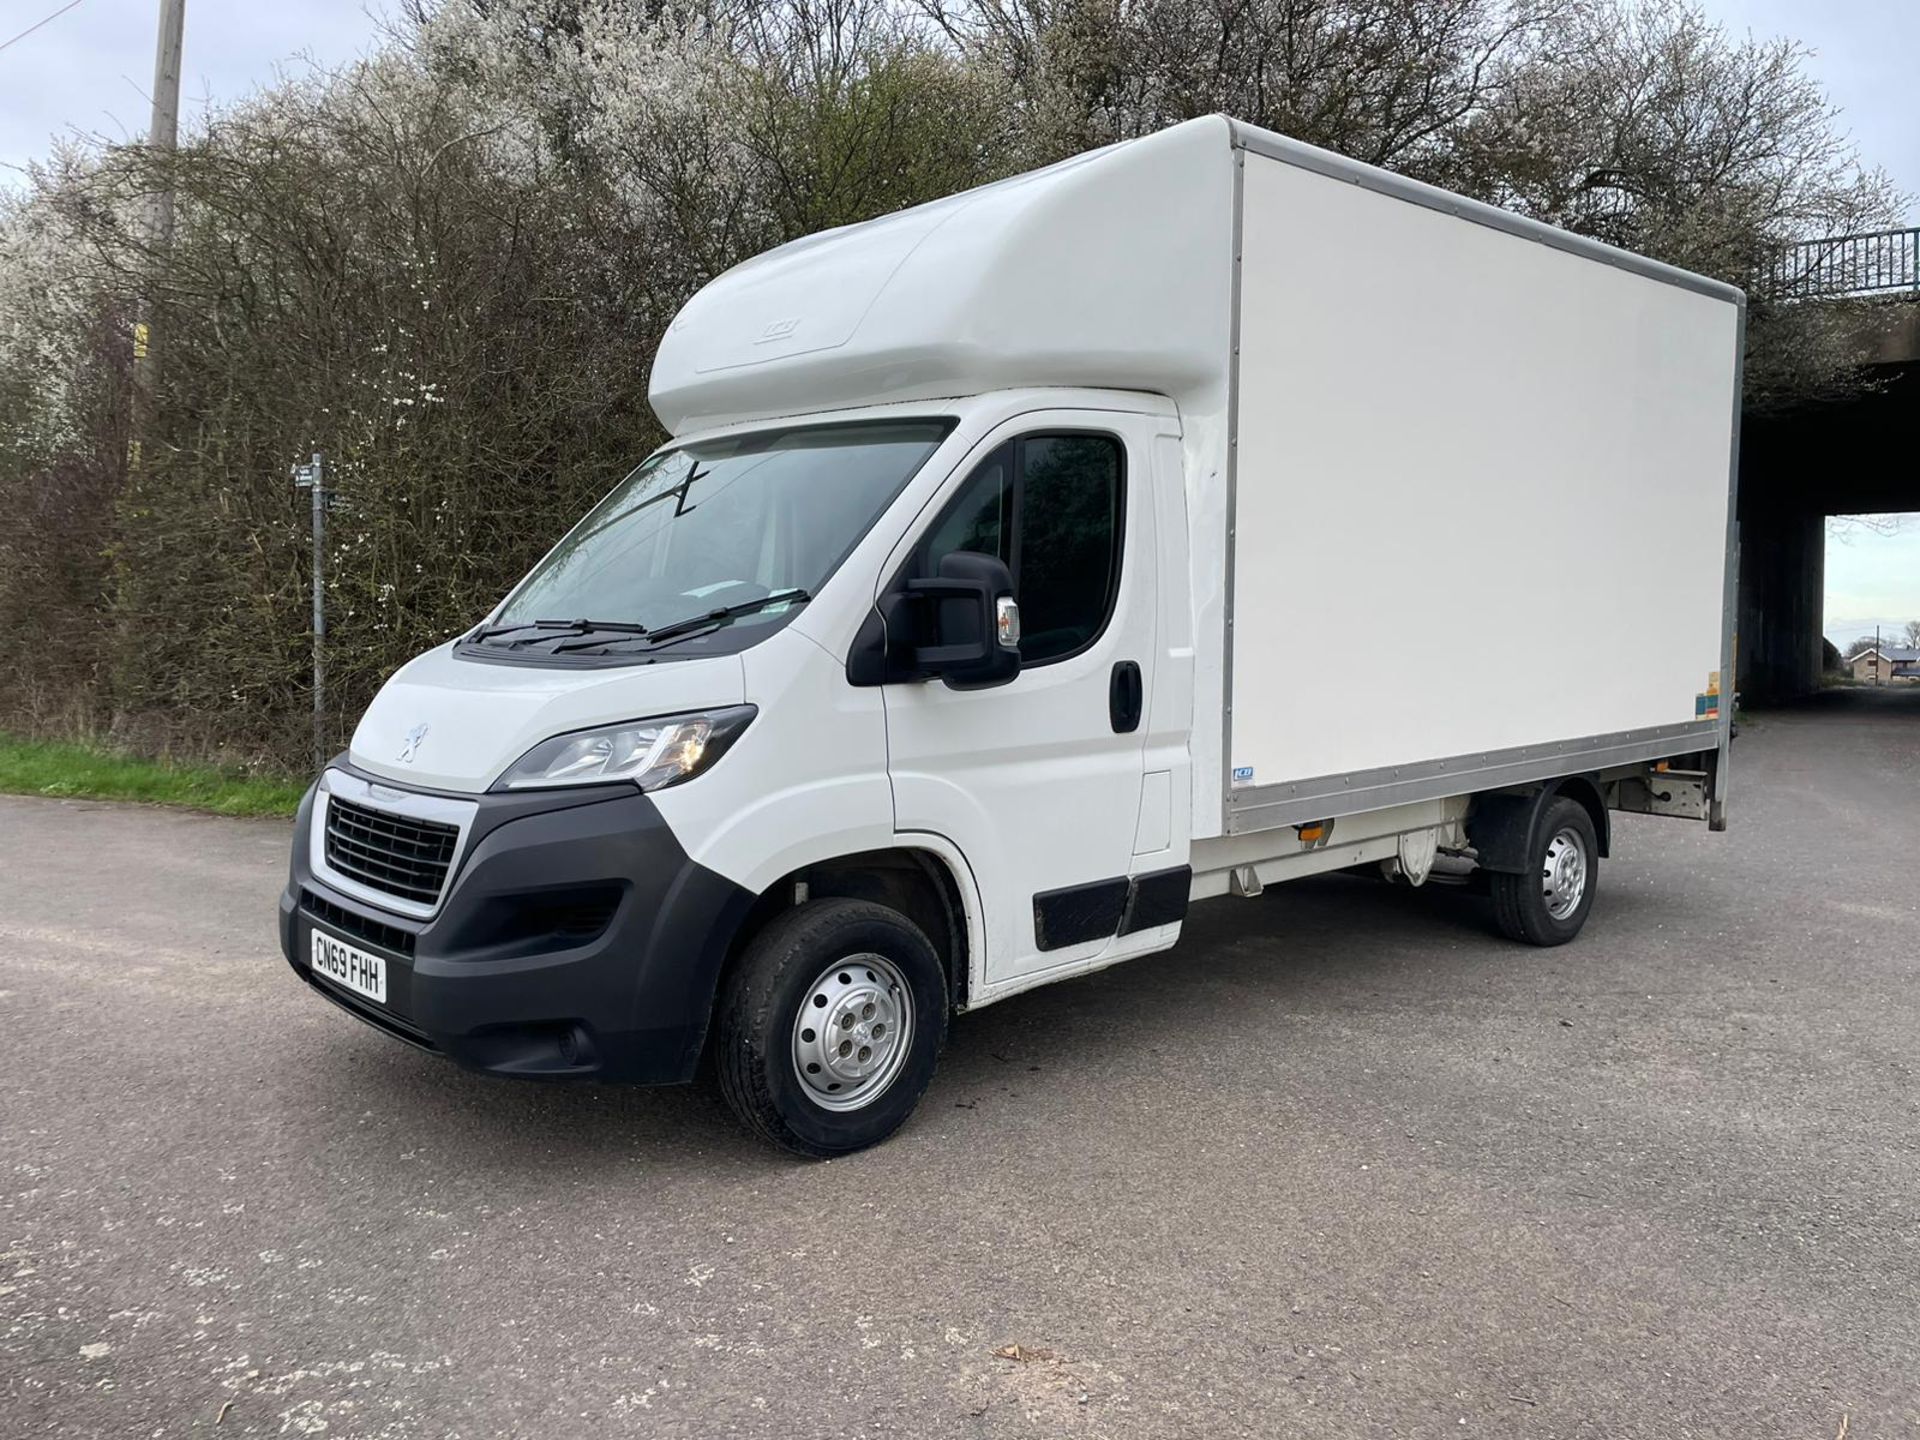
{"left": 648, "top": 115, "right": 1740, "bottom": 434}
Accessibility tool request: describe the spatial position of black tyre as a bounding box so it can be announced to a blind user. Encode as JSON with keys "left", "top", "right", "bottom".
{"left": 1488, "top": 796, "right": 1598, "bottom": 946}
{"left": 715, "top": 898, "right": 948, "bottom": 1157}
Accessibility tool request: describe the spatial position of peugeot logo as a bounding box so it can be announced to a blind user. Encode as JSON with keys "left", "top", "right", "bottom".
{"left": 398, "top": 723, "right": 429, "bottom": 764}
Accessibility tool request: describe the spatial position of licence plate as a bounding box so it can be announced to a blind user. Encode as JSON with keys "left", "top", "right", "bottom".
{"left": 310, "top": 929, "right": 388, "bottom": 1004}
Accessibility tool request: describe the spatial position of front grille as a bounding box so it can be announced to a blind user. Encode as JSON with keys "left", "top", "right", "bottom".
{"left": 324, "top": 795, "right": 460, "bottom": 906}
{"left": 301, "top": 888, "right": 417, "bottom": 956}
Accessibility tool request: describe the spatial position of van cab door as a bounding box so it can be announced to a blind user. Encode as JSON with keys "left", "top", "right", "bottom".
{"left": 878, "top": 409, "right": 1166, "bottom": 991}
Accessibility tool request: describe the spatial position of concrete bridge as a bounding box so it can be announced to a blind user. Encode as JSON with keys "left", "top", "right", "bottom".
{"left": 1737, "top": 227, "right": 1920, "bottom": 702}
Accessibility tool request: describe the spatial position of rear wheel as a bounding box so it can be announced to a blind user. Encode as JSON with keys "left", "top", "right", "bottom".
{"left": 1488, "top": 796, "right": 1598, "bottom": 946}
{"left": 715, "top": 898, "right": 947, "bottom": 1157}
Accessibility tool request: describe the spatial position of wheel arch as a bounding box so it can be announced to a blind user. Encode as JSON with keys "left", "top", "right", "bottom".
{"left": 1550, "top": 775, "right": 1611, "bottom": 859}
{"left": 715, "top": 842, "right": 981, "bottom": 1021}
{"left": 1466, "top": 774, "right": 1610, "bottom": 874}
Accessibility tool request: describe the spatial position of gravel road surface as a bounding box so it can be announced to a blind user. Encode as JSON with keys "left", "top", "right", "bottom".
{"left": 4, "top": 690, "right": 1917, "bottom": 1437}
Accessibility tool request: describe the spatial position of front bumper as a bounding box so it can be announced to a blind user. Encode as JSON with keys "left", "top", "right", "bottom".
{"left": 279, "top": 764, "right": 754, "bottom": 1084}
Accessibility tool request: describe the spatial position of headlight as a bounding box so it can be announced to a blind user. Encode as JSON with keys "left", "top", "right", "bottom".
{"left": 495, "top": 706, "right": 756, "bottom": 792}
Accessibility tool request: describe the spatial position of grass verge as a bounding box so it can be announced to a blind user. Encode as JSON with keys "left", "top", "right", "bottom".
{"left": 0, "top": 734, "right": 306, "bottom": 817}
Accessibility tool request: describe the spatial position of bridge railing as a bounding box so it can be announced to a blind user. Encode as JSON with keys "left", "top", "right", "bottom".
{"left": 1762, "top": 226, "right": 1920, "bottom": 299}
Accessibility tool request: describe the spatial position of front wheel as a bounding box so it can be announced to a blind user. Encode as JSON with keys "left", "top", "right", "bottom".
{"left": 715, "top": 899, "right": 948, "bottom": 1157}
{"left": 1488, "top": 796, "right": 1598, "bottom": 946}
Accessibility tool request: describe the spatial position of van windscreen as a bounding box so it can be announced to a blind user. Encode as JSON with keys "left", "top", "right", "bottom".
{"left": 472, "top": 420, "right": 951, "bottom": 658}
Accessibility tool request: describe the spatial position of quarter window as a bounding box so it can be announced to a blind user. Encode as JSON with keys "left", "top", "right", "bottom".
{"left": 917, "top": 433, "right": 1124, "bottom": 665}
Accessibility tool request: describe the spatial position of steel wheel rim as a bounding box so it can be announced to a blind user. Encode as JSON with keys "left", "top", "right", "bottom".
{"left": 1541, "top": 827, "right": 1588, "bottom": 920}
{"left": 791, "top": 953, "right": 914, "bottom": 1112}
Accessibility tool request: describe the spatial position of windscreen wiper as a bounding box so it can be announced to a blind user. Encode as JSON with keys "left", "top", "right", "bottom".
{"left": 639, "top": 589, "right": 812, "bottom": 647}
{"left": 470, "top": 617, "right": 650, "bottom": 644}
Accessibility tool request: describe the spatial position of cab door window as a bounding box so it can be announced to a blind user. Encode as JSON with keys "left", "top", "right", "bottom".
{"left": 917, "top": 433, "right": 1124, "bottom": 665}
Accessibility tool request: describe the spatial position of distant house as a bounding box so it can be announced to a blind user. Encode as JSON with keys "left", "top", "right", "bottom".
{"left": 1848, "top": 646, "right": 1920, "bottom": 683}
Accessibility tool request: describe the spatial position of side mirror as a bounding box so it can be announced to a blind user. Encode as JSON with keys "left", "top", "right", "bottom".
{"left": 906, "top": 551, "right": 1020, "bottom": 689}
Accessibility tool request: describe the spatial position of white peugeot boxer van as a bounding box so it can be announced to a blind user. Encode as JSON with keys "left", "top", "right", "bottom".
{"left": 279, "top": 116, "right": 1744, "bottom": 1155}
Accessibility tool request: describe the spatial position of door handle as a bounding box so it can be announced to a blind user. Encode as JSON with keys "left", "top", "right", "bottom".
{"left": 1109, "top": 660, "right": 1143, "bottom": 734}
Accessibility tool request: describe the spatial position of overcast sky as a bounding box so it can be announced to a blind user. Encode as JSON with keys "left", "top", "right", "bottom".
{"left": 3, "top": 0, "right": 1916, "bottom": 631}
{"left": 3, "top": 0, "right": 1919, "bottom": 208}
{"left": 0, "top": 1, "right": 391, "bottom": 180}
{"left": 1824, "top": 522, "right": 1920, "bottom": 648}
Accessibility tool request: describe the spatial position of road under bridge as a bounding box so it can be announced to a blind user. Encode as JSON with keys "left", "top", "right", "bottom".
{"left": 1737, "top": 229, "right": 1920, "bottom": 702}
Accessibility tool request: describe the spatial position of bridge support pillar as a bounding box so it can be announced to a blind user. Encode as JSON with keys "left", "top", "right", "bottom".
{"left": 1736, "top": 505, "right": 1824, "bottom": 703}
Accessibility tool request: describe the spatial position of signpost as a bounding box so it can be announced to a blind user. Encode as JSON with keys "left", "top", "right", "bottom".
{"left": 292, "top": 454, "right": 329, "bottom": 771}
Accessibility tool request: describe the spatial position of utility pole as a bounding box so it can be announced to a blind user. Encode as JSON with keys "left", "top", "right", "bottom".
{"left": 132, "top": 0, "right": 186, "bottom": 459}
{"left": 147, "top": 0, "right": 185, "bottom": 249}
{"left": 293, "top": 454, "right": 329, "bottom": 770}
